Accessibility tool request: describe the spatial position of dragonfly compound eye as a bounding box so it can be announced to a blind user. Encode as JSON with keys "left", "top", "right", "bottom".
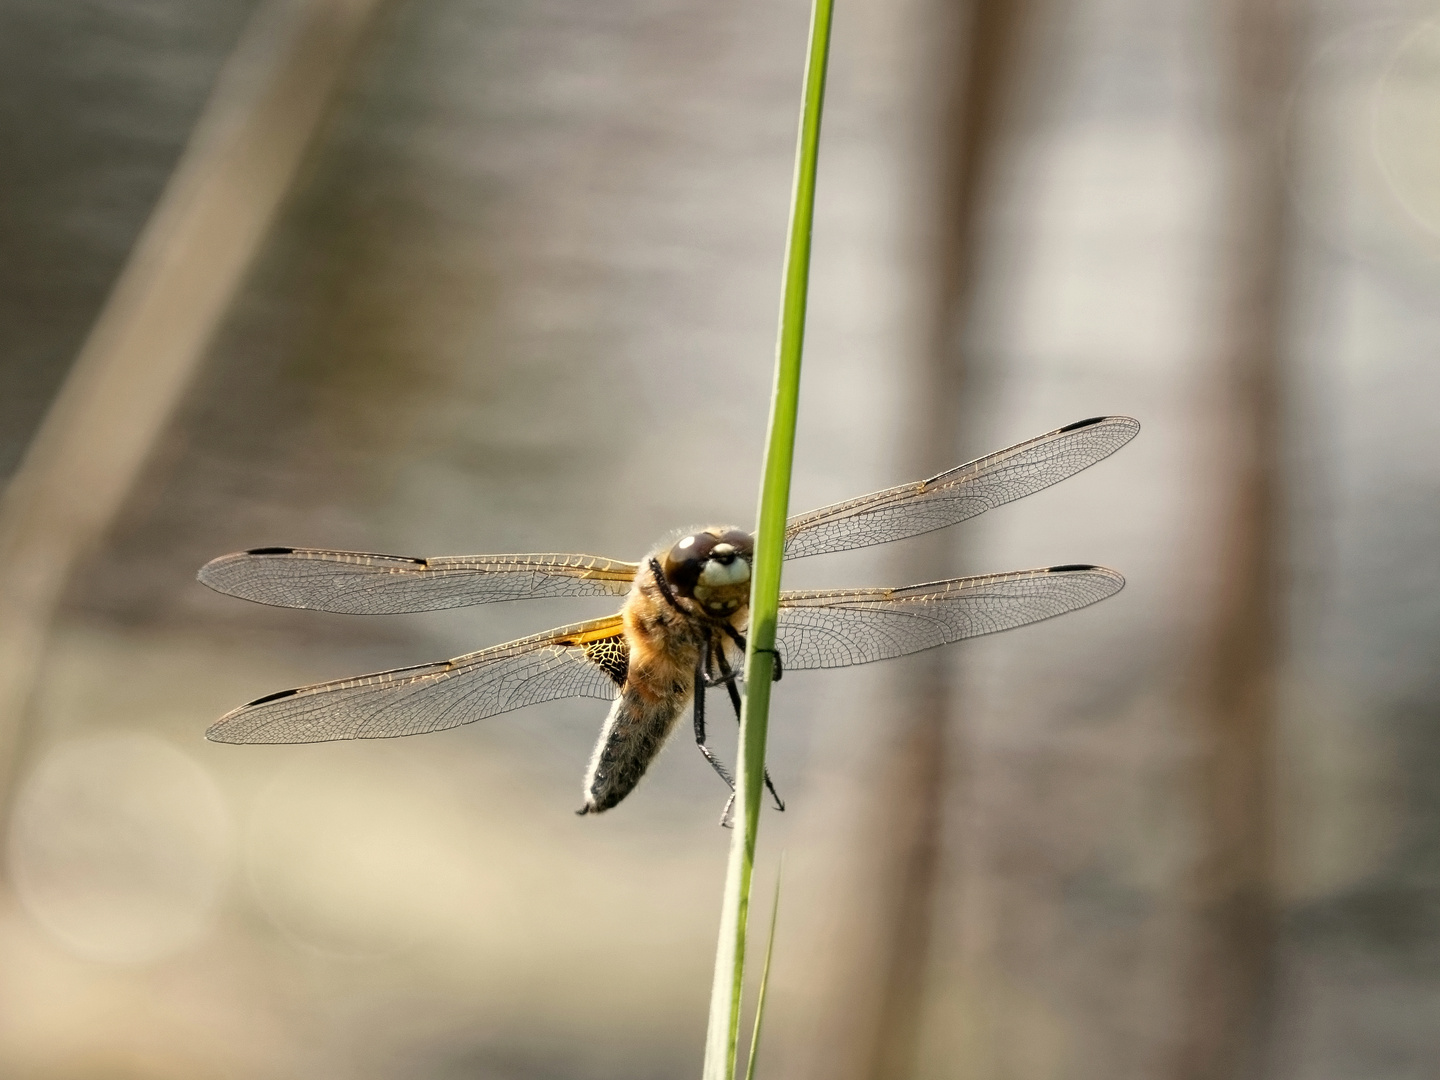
{"left": 715, "top": 529, "right": 754, "bottom": 559}
{"left": 663, "top": 532, "right": 718, "bottom": 595}
{"left": 662, "top": 529, "right": 754, "bottom": 605}
{"left": 663, "top": 529, "right": 752, "bottom": 616}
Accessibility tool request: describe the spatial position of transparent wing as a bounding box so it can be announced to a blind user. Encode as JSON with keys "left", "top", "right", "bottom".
{"left": 198, "top": 548, "right": 638, "bottom": 614}
{"left": 206, "top": 615, "right": 629, "bottom": 744}
{"left": 783, "top": 415, "right": 1139, "bottom": 559}
{"left": 775, "top": 565, "right": 1124, "bottom": 669}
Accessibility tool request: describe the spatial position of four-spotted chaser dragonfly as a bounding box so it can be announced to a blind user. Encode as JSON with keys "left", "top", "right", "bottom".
{"left": 200, "top": 415, "right": 1138, "bottom": 815}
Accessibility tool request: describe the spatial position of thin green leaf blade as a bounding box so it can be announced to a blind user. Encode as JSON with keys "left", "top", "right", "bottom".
{"left": 744, "top": 861, "right": 784, "bottom": 1080}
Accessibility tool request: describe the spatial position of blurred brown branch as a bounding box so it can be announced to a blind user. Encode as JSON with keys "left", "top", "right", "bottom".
{"left": 1174, "top": 1, "right": 1300, "bottom": 1077}
{"left": 867, "top": 3, "right": 1034, "bottom": 1077}
{"left": 803, "top": 3, "right": 1034, "bottom": 1078}
{"left": 0, "top": 0, "right": 385, "bottom": 832}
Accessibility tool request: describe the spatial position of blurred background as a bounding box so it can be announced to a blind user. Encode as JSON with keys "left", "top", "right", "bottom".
{"left": 1, "top": 0, "right": 1437, "bottom": 1077}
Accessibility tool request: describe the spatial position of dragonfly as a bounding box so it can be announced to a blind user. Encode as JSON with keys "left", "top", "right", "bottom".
{"left": 200, "top": 414, "right": 1138, "bottom": 817}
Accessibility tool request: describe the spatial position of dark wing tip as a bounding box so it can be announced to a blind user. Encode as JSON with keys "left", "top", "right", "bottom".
{"left": 196, "top": 548, "right": 286, "bottom": 587}
{"left": 1057, "top": 414, "right": 1141, "bottom": 434}
{"left": 1046, "top": 563, "right": 1126, "bottom": 592}
{"left": 251, "top": 547, "right": 428, "bottom": 567}
{"left": 205, "top": 687, "right": 301, "bottom": 743}
{"left": 242, "top": 686, "right": 300, "bottom": 707}
{"left": 196, "top": 546, "right": 432, "bottom": 590}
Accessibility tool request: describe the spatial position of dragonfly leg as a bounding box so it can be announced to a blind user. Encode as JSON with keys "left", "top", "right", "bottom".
{"left": 702, "top": 639, "right": 738, "bottom": 688}
{"left": 719, "top": 622, "right": 747, "bottom": 652}
{"left": 716, "top": 623, "right": 783, "bottom": 681}
{"left": 713, "top": 644, "right": 744, "bottom": 718}
{"left": 693, "top": 648, "right": 736, "bottom": 794}
{"left": 649, "top": 557, "right": 686, "bottom": 614}
{"left": 713, "top": 647, "right": 785, "bottom": 813}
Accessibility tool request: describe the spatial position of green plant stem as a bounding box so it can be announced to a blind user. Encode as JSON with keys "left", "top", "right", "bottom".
{"left": 744, "top": 861, "right": 784, "bottom": 1080}
{"left": 701, "top": 0, "right": 833, "bottom": 1076}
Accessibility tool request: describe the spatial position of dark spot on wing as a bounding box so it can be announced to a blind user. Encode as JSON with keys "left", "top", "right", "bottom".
{"left": 1048, "top": 564, "right": 1098, "bottom": 573}
{"left": 582, "top": 635, "right": 630, "bottom": 687}
{"left": 1057, "top": 416, "right": 1105, "bottom": 433}
{"left": 246, "top": 547, "right": 294, "bottom": 555}
{"left": 245, "top": 687, "right": 301, "bottom": 706}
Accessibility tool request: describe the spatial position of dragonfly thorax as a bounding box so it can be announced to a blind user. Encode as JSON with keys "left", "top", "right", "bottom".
{"left": 662, "top": 527, "right": 754, "bottom": 617}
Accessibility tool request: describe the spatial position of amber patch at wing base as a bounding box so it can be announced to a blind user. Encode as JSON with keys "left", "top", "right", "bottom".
{"left": 581, "top": 636, "right": 630, "bottom": 687}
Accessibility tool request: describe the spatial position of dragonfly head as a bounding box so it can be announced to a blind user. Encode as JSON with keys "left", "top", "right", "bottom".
{"left": 662, "top": 528, "right": 754, "bottom": 618}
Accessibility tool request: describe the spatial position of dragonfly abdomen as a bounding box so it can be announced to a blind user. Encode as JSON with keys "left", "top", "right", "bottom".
{"left": 581, "top": 678, "right": 690, "bottom": 813}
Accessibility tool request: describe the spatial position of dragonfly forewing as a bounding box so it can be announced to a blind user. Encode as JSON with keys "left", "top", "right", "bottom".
{"left": 774, "top": 565, "right": 1124, "bottom": 669}
{"left": 198, "top": 548, "right": 638, "bottom": 614}
{"left": 782, "top": 415, "right": 1139, "bottom": 559}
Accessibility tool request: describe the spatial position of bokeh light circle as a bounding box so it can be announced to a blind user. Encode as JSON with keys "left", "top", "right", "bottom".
{"left": 1374, "top": 22, "right": 1440, "bottom": 240}
{"left": 7, "top": 732, "right": 232, "bottom": 964}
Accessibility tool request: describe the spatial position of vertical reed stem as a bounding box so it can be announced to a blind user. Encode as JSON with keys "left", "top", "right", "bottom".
{"left": 701, "top": 0, "right": 833, "bottom": 1075}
